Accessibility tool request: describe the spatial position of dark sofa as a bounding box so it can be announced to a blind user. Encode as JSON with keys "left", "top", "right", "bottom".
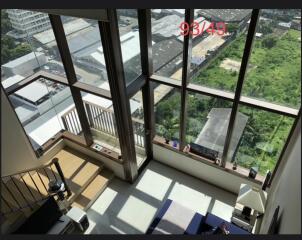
{"left": 147, "top": 199, "right": 250, "bottom": 235}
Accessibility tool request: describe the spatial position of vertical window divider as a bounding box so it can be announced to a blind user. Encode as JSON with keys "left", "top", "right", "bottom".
{"left": 138, "top": 9, "right": 154, "bottom": 163}
{"left": 179, "top": 9, "right": 194, "bottom": 151}
{"left": 221, "top": 9, "right": 260, "bottom": 167}
{"left": 98, "top": 9, "right": 138, "bottom": 182}
{"left": 48, "top": 14, "right": 93, "bottom": 146}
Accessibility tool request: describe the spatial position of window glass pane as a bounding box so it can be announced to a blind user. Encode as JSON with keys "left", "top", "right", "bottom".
{"left": 80, "top": 91, "right": 121, "bottom": 155}
{"left": 9, "top": 79, "right": 80, "bottom": 152}
{"left": 242, "top": 9, "right": 301, "bottom": 109}
{"left": 130, "top": 90, "right": 146, "bottom": 166}
{"left": 230, "top": 106, "right": 294, "bottom": 175}
{"left": 1, "top": 9, "right": 67, "bottom": 91}
{"left": 62, "top": 16, "right": 109, "bottom": 91}
{"left": 190, "top": 9, "right": 252, "bottom": 92}
{"left": 154, "top": 83, "right": 181, "bottom": 143}
{"left": 151, "top": 9, "right": 185, "bottom": 81}
{"left": 186, "top": 92, "right": 233, "bottom": 159}
{"left": 117, "top": 9, "right": 142, "bottom": 85}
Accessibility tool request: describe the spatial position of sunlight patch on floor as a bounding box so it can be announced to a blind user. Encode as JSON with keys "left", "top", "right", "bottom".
{"left": 117, "top": 195, "right": 157, "bottom": 232}
{"left": 167, "top": 183, "right": 212, "bottom": 215}
{"left": 135, "top": 169, "right": 173, "bottom": 201}
{"left": 211, "top": 199, "right": 234, "bottom": 221}
{"left": 90, "top": 187, "right": 118, "bottom": 215}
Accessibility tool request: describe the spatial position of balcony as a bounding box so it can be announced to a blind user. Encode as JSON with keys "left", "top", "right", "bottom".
{"left": 61, "top": 100, "right": 146, "bottom": 165}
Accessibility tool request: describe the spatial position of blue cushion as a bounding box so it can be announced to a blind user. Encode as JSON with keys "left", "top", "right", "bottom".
{"left": 184, "top": 212, "right": 205, "bottom": 234}
{"left": 146, "top": 199, "right": 173, "bottom": 234}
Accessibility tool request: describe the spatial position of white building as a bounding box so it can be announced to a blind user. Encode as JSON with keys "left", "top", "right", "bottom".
{"left": 1, "top": 75, "right": 25, "bottom": 89}
{"left": 278, "top": 22, "right": 292, "bottom": 29}
{"left": 12, "top": 81, "right": 70, "bottom": 115}
{"left": 6, "top": 9, "right": 51, "bottom": 39}
{"left": 1, "top": 52, "right": 46, "bottom": 77}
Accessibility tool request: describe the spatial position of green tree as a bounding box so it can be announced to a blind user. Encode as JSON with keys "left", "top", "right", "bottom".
{"left": 259, "top": 23, "right": 273, "bottom": 35}
{"left": 262, "top": 36, "right": 277, "bottom": 49}
{"left": 1, "top": 10, "right": 12, "bottom": 35}
{"left": 1, "top": 35, "right": 32, "bottom": 64}
{"left": 2, "top": 35, "right": 15, "bottom": 49}
{"left": 11, "top": 44, "right": 32, "bottom": 59}
{"left": 227, "top": 23, "right": 237, "bottom": 33}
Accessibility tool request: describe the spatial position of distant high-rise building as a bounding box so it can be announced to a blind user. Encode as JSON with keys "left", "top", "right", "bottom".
{"left": 6, "top": 9, "right": 50, "bottom": 39}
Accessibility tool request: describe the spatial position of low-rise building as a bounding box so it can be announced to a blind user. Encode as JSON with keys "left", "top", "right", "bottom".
{"left": 2, "top": 52, "right": 46, "bottom": 77}
{"left": 278, "top": 22, "right": 292, "bottom": 29}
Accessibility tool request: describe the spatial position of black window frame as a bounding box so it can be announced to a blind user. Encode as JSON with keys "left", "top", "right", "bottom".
{"left": 1, "top": 9, "right": 301, "bottom": 185}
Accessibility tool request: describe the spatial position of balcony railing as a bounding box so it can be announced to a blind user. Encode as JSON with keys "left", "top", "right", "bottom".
{"left": 84, "top": 101, "right": 118, "bottom": 138}
{"left": 61, "top": 101, "right": 145, "bottom": 148}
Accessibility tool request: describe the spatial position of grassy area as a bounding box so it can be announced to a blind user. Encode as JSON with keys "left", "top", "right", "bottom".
{"left": 244, "top": 29, "right": 301, "bottom": 108}
{"left": 236, "top": 106, "right": 294, "bottom": 174}
{"left": 192, "top": 29, "right": 301, "bottom": 108}
{"left": 191, "top": 34, "right": 246, "bottom": 92}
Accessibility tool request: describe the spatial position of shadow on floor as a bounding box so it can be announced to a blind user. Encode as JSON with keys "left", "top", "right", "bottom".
{"left": 85, "top": 160, "right": 237, "bottom": 234}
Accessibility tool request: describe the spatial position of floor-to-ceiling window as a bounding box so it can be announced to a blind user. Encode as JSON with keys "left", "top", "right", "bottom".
{"left": 150, "top": 9, "right": 300, "bottom": 182}
{"left": 1, "top": 9, "right": 301, "bottom": 183}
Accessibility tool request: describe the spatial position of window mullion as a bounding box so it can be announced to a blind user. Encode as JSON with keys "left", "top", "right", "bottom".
{"left": 221, "top": 9, "right": 260, "bottom": 167}
{"left": 179, "top": 9, "right": 194, "bottom": 151}
{"left": 49, "top": 14, "right": 93, "bottom": 146}
{"left": 138, "top": 9, "right": 154, "bottom": 161}
{"left": 98, "top": 9, "right": 138, "bottom": 182}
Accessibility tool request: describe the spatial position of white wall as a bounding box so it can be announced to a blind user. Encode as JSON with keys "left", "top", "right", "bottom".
{"left": 260, "top": 117, "right": 301, "bottom": 234}
{"left": 1, "top": 88, "right": 51, "bottom": 176}
{"left": 153, "top": 144, "right": 261, "bottom": 194}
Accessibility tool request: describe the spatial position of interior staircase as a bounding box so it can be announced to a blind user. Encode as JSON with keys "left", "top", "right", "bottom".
{"left": 1, "top": 146, "right": 114, "bottom": 233}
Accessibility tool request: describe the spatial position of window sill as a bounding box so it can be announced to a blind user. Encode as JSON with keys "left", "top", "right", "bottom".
{"left": 153, "top": 136, "right": 264, "bottom": 185}
{"left": 39, "top": 131, "right": 123, "bottom": 164}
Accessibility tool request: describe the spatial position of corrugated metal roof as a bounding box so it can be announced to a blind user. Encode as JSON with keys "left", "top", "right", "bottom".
{"left": 195, "top": 108, "right": 248, "bottom": 159}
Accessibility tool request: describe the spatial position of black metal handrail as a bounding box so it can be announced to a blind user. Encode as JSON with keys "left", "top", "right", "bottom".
{"left": 0, "top": 158, "right": 71, "bottom": 216}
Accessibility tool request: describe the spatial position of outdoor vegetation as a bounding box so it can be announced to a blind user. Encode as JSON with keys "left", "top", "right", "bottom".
{"left": 155, "top": 17, "right": 300, "bottom": 174}
{"left": 192, "top": 27, "right": 301, "bottom": 108}
{"left": 1, "top": 10, "right": 32, "bottom": 64}
{"left": 235, "top": 106, "right": 294, "bottom": 174}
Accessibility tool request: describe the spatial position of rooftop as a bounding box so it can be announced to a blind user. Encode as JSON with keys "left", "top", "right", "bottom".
{"left": 1, "top": 75, "right": 25, "bottom": 89}
{"left": 195, "top": 108, "right": 248, "bottom": 159}
{"left": 33, "top": 18, "right": 91, "bottom": 45}
{"left": 2, "top": 52, "right": 45, "bottom": 68}
{"left": 152, "top": 14, "right": 184, "bottom": 39}
{"left": 152, "top": 39, "right": 183, "bottom": 73}
{"left": 196, "top": 9, "right": 252, "bottom": 22}
{"left": 14, "top": 81, "right": 50, "bottom": 103}
{"left": 90, "top": 31, "right": 141, "bottom": 66}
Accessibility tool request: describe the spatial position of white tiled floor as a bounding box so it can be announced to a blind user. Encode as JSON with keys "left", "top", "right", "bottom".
{"left": 84, "top": 160, "right": 237, "bottom": 234}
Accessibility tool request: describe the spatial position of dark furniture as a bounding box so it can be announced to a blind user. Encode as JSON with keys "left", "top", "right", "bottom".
{"left": 14, "top": 197, "right": 63, "bottom": 234}
{"left": 189, "top": 142, "right": 218, "bottom": 161}
{"left": 147, "top": 199, "right": 251, "bottom": 235}
{"left": 204, "top": 212, "right": 250, "bottom": 234}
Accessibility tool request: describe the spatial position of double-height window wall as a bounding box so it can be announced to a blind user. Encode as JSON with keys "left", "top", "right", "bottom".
{"left": 1, "top": 9, "right": 301, "bottom": 183}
